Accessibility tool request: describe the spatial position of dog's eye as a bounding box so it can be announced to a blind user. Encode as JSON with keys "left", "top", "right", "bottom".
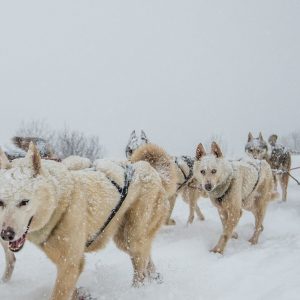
{"left": 18, "top": 199, "right": 29, "bottom": 208}
{"left": 249, "top": 149, "right": 253, "bottom": 152}
{"left": 211, "top": 169, "right": 217, "bottom": 174}
{"left": 0, "top": 200, "right": 4, "bottom": 208}
{"left": 200, "top": 170, "right": 206, "bottom": 175}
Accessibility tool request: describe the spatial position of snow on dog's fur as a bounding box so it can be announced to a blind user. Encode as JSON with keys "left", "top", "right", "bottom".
{"left": 61, "top": 155, "right": 92, "bottom": 170}
{"left": 193, "top": 142, "right": 277, "bottom": 254}
{"left": 125, "top": 130, "right": 207, "bottom": 225}
{"left": 0, "top": 142, "right": 174, "bottom": 300}
{"left": 246, "top": 132, "right": 291, "bottom": 201}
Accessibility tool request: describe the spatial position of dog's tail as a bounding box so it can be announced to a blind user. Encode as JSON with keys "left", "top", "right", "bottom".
{"left": 131, "top": 143, "right": 177, "bottom": 196}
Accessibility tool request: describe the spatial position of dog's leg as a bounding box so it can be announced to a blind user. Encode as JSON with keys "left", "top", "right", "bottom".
{"left": 1, "top": 241, "right": 16, "bottom": 283}
{"left": 146, "top": 257, "right": 163, "bottom": 284}
{"left": 41, "top": 205, "right": 86, "bottom": 300}
{"left": 218, "top": 209, "right": 239, "bottom": 240}
{"left": 130, "top": 250, "right": 149, "bottom": 287}
{"left": 195, "top": 202, "right": 205, "bottom": 221}
{"left": 114, "top": 223, "right": 155, "bottom": 286}
{"left": 280, "top": 173, "right": 289, "bottom": 201}
{"left": 49, "top": 258, "right": 82, "bottom": 300}
{"left": 187, "top": 197, "right": 196, "bottom": 224}
{"left": 273, "top": 173, "right": 278, "bottom": 191}
{"left": 211, "top": 208, "right": 241, "bottom": 254}
{"left": 249, "top": 207, "right": 266, "bottom": 245}
{"left": 165, "top": 194, "right": 177, "bottom": 225}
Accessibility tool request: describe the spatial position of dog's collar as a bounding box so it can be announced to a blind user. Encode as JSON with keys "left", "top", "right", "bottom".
{"left": 210, "top": 171, "right": 234, "bottom": 203}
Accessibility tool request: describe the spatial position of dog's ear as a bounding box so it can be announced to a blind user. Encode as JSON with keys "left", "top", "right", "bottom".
{"left": 128, "top": 130, "right": 137, "bottom": 142}
{"left": 248, "top": 132, "right": 253, "bottom": 142}
{"left": 211, "top": 142, "right": 223, "bottom": 158}
{"left": 0, "top": 148, "right": 11, "bottom": 169}
{"left": 259, "top": 132, "right": 264, "bottom": 141}
{"left": 268, "top": 134, "right": 278, "bottom": 146}
{"left": 26, "top": 142, "right": 41, "bottom": 177}
{"left": 196, "top": 143, "right": 206, "bottom": 160}
{"left": 141, "top": 130, "right": 149, "bottom": 144}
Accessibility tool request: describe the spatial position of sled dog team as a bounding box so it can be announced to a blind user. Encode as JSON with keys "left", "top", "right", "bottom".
{"left": 0, "top": 131, "right": 291, "bottom": 300}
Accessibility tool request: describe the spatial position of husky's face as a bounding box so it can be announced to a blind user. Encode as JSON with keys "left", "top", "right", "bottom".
{"left": 125, "top": 130, "right": 149, "bottom": 159}
{"left": 193, "top": 142, "right": 231, "bottom": 192}
{"left": 245, "top": 132, "right": 268, "bottom": 160}
{"left": 0, "top": 144, "right": 55, "bottom": 252}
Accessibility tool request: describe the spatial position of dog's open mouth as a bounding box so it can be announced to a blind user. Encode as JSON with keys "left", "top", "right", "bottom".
{"left": 9, "top": 217, "right": 33, "bottom": 253}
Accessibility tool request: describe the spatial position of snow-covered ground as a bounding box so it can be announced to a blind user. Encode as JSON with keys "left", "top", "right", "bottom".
{"left": 1, "top": 157, "right": 300, "bottom": 300}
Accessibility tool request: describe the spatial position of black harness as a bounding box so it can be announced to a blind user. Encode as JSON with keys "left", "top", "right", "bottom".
{"left": 175, "top": 156, "right": 194, "bottom": 192}
{"left": 86, "top": 165, "right": 135, "bottom": 248}
{"left": 216, "top": 161, "right": 261, "bottom": 204}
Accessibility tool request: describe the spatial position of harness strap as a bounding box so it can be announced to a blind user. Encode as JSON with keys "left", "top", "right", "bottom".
{"left": 216, "top": 161, "right": 261, "bottom": 204}
{"left": 86, "top": 165, "right": 135, "bottom": 248}
{"left": 175, "top": 156, "right": 194, "bottom": 192}
{"left": 245, "top": 161, "right": 261, "bottom": 198}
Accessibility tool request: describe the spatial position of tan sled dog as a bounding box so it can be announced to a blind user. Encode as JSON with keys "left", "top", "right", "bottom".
{"left": 0, "top": 142, "right": 175, "bottom": 299}
{"left": 194, "top": 142, "right": 276, "bottom": 254}
{"left": 126, "top": 130, "right": 207, "bottom": 225}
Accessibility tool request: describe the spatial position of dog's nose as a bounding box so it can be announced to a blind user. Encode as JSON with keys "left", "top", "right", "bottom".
{"left": 1, "top": 227, "right": 16, "bottom": 241}
{"left": 204, "top": 183, "right": 212, "bottom": 191}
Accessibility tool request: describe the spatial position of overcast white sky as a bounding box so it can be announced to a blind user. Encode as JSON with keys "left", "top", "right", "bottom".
{"left": 0, "top": 0, "right": 299, "bottom": 158}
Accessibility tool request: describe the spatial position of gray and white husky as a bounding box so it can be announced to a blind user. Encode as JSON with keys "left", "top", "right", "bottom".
{"left": 245, "top": 132, "right": 291, "bottom": 201}
{"left": 125, "top": 130, "right": 207, "bottom": 225}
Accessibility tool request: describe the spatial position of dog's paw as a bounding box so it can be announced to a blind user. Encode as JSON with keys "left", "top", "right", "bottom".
{"left": 0, "top": 275, "right": 10, "bottom": 284}
{"left": 210, "top": 246, "right": 224, "bottom": 254}
{"left": 248, "top": 237, "right": 258, "bottom": 245}
{"left": 149, "top": 272, "right": 163, "bottom": 284}
{"left": 199, "top": 215, "right": 205, "bottom": 221}
{"left": 231, "top": 232, "right": 238, "bottom": 239}
{"left": 186, "top": 218, "right": 194, "bottom": 226}
{"left": 75, "top": 287, "right": 96, "bottom": 300}
{"left": 132, "top": 279, "right": 145, "bottom": 288}
{"left": 165, "top": 218, "right": 176, "bottom": 226}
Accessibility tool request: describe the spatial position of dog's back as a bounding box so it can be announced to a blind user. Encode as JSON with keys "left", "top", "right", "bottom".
{"left": 268, "top": 135, "right": 291, "bottom": 172}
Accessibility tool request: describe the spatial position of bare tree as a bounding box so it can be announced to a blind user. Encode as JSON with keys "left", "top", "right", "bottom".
{"left": 54, "top": 127, "right": 105, "bottom": 161}
{"left": 14, "top": 121, "right": 105, "bottom": 160}
{"left": 15, "top": 120, "right": 55, "bottom": 142}
{"left": 281, "top": 131, "right": 300, "bottom": 154}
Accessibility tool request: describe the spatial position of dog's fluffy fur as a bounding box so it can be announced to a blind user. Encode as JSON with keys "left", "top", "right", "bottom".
{"left": 194, "top": 142, "right": 277, "bottom": 254}
{"left": 125, "top": 130, "right": 207, "bottom": 225}
{"left": 246, "top": 132, "right": 291, "bottom": 201}
{"left": 0, "top": 142, "right": 174, "bottom": 299}
{"left": 61, "top": 155, "right": 92, "bottom": 170}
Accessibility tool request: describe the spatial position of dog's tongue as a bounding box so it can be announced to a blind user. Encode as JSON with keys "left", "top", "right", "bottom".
{"left": 9, "top": 234, "right": 26, "bottom": 252}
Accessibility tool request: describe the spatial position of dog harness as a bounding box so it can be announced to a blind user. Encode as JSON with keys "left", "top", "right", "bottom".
{"left": 175, "top": 156, "right": 194, "bottom": 192}
{"left": 85, "top": 164, "right": 135, "bottom": 248}
{"left": 216, "top": 161, "right": 261, "bottom": 204}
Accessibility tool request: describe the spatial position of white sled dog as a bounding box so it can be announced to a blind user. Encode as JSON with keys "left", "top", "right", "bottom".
{"left": 125, "top": 130, "right": 207, "bottom": 225}
{"left": 0, "top": 142, "right": 176, "bottom": 300}
{"left": 193, "top": 142, "right": 277, "bottom": 254}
